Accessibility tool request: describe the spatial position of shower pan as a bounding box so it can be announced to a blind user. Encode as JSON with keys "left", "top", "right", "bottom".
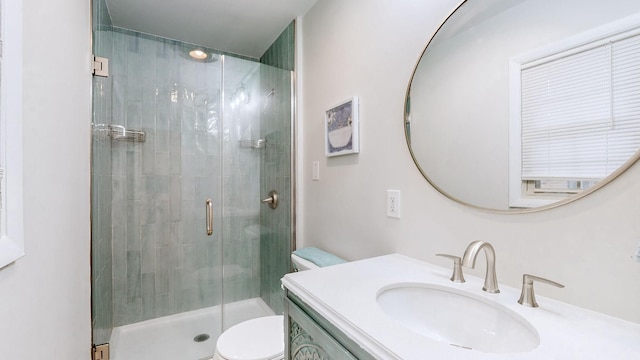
{"left": 90, "top": 1, "right": 294, "bottom": 359}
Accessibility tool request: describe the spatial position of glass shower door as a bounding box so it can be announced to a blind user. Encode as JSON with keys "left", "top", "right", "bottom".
{"left": 220, "top": 57, "right": 292, "bottom": 329}
{"left": 257, "top": 63, "right": 293, "bottom": 316}
{"left": 169, "top": 45, "right": 226, "bottom": 352}
{"left": 107, "top": 36, "right": 226, "bottom": 358}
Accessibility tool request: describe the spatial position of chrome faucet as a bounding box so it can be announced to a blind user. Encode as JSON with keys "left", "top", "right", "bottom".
{"left": 461, "top": 241, "right": 500, "bottom": 293}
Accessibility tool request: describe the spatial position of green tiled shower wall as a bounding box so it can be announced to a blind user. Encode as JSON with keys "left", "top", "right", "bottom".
{"left": 91, "top": 0, "right": 114, "bottom": 345}
{"left": 259, "top": 22, "right": 295, "bottom": 314}
{"left": 92, "top": 0, "right": 291, "bottom": 334}
{"left": 260, "top": 21, "right": 295, "bottom": 71}
{"left": 258, "top": 67, "right": 292, "bottom": 315}
{"left": 107, "top": 29, "right": 279, "bottom": 326}
{"left": 91, "top": 0, "right": 294, "bottom": 338}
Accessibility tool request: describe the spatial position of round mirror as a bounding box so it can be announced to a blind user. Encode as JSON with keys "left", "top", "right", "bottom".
{"left": 406, "top": 0, "right": 640, "bottom": 213}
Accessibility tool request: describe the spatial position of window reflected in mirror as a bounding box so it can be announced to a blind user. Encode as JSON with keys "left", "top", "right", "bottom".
{"left": 508, "top": 16, "right": 640, "bottom": 208}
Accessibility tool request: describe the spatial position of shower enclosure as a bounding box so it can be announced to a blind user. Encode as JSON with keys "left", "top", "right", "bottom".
{"left": 90, "top": 1, "right": 294, "bottom": 359}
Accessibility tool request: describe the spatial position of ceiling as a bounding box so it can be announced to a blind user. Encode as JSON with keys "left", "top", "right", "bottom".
{"left": 105, "top": 0, "right": 319, "bottom": 58}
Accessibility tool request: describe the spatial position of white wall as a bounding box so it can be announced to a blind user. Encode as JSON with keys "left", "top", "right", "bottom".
{"left": 0, "top": 0, "right": 92, "bottom": 359}
{"left": 300, "top": 0, "right": 640, "bottom": 323}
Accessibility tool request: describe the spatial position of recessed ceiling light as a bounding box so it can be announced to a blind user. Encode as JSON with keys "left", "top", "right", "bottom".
{"left": 189, "top": 49, "right": 208, "bottom": 60}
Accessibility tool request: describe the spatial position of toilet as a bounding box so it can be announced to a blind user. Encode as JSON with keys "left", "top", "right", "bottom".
{"left": 212, "top": 315, "right": 284, "bottom": 360}
{"left": 213, "top": 250, "right": 344, "bottom": 360}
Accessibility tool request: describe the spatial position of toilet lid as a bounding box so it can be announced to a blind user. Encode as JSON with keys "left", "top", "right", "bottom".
{"left": 216, "top": 315, "right": 284, "bottom": 360}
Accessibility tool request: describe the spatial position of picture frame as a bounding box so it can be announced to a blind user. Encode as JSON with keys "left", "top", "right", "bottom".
{"left": 325, "top": 96, "right": 359, "bottom": 157}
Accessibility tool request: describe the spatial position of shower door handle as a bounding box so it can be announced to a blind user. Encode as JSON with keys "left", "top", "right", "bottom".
{"left": 206, "top": 199, "right": 213, "bottom": 236}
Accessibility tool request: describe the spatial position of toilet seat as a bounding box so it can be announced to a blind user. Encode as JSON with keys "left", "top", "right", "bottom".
{"left": 214, "top": 315, "right": 284, "bottom": 360}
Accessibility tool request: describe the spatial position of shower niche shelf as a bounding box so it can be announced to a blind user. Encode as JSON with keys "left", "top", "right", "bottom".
{"left": 93, "top": 124, "right": 146, "bottom": 143}
{"left": 239, "top": 139, "right": 266, "bottom": 149}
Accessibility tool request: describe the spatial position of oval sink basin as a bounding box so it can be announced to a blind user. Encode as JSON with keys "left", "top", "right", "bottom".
{"left": 376, "top": 283, "right": 540, "bottom": 354}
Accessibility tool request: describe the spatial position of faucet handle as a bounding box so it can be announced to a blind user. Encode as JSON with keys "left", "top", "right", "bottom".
{"left": 436, "top": 254, "right": 466, "bottom": 283}
{"left": 518, "top": 274, "right": 565, "bottom": 307}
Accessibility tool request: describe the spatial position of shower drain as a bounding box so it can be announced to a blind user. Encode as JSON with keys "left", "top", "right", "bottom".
{"left": 193, "top": 334, "right": 210, "bottom": 342}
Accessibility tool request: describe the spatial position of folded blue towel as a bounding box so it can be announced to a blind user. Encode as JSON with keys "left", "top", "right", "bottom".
{"left": 293, "top": 247, "right": 346, "bottom": 268}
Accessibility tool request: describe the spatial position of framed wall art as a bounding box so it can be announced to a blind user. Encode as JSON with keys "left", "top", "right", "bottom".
{"left": 325, "top": 96, "right": 359, "bottom": 157}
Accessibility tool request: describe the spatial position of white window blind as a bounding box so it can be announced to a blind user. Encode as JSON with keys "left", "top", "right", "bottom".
{"left": 520, "top": 32, "right": 640, "bottom": 181}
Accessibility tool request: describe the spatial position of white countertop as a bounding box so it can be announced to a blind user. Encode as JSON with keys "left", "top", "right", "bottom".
{"left": 281, "top": 254, "right": 640, "bottom": 359}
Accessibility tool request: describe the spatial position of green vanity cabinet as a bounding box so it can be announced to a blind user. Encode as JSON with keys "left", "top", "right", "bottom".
{"left": 284, "top": 291, "right": 378, "bottom": 360}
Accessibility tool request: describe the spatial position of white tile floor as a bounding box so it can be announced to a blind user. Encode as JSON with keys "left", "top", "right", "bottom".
{"left": 110, "top": 298, "right": 274, "bottom": 360}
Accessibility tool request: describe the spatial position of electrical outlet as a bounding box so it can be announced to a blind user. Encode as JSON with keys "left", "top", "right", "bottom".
{"left": 387, "top": 190, "right": 401, "bottom": 218}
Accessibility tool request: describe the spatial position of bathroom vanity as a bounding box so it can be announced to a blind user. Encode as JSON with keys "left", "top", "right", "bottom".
{"left": 281, "top": 254, "right": 640, "bottom": 359}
